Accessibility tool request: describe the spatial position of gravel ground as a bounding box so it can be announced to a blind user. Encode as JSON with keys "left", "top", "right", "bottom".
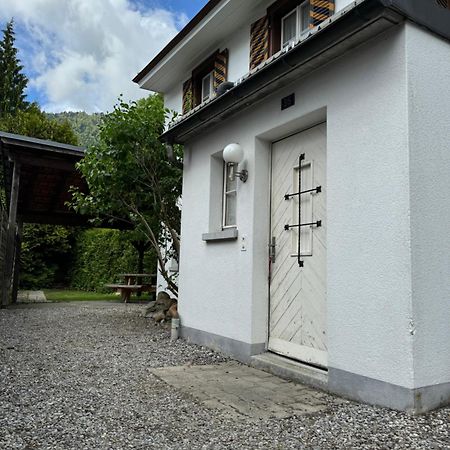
{"left": 0, "top": 301, "right": 449, "bottom": 450}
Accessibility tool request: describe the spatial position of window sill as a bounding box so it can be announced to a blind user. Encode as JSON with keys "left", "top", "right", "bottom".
{"left": 202, "top": 228, "right": 238, "bottom": 242}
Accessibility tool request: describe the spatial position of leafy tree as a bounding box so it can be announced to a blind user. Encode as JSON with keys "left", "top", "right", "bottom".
{"left": 0, "top": 19, "right": 28, "bottom": 116}
{"left": 71, "top": 95, "right": 182, "bottom": 294}
{"left": 0, "top": 104, "right": 78, "bottom": 144}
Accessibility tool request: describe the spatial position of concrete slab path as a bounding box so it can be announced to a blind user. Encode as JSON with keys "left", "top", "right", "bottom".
{"left": 151, "top": 362, "right": 332, "bottom": 420}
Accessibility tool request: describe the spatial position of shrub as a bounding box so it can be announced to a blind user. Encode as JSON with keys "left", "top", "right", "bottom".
{"left": 70, "top": 228, "right": 155, "bottom": 292}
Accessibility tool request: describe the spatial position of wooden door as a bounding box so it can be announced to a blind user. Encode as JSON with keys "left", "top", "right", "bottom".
{"left": 269, "top": 123, "right": 327, "bottom": 368}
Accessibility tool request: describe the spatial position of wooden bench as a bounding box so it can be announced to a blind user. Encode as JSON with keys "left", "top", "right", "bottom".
{"left": 104, "top": 284, "right": 156, "bottom": 303}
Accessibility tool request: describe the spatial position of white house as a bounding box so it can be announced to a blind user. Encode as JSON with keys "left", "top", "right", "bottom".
{"left": 134, "top": 0, "right": 450, "bottom": 414}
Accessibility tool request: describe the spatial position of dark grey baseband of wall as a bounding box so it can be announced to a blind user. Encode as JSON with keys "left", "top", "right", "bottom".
{"left": 329, "top": 367, "right": 450, "bottom": 414}
{"left": 181, "top": 325, "right": 265, "bottom": 363}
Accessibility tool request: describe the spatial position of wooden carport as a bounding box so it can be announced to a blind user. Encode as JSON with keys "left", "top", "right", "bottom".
{"left": 0, "top": 131, "right": 90, "bottom": 307}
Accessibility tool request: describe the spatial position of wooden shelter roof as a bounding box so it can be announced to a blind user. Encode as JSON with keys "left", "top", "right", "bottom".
{"left": 0, "top": 131, "right": 90, "bottom": 226}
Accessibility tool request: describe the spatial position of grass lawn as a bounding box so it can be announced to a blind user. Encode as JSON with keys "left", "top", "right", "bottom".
{"left": 44, "top": 289, "right": 120, "bottom": 302}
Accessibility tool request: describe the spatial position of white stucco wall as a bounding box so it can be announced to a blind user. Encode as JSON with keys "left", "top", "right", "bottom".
{"left": 406, "top": 23, "right": 450, "bottom": 389}
{"left": 335, "top": 0, "right": 356, "bottom": 13}
{"left": 179, "top": 25, "right": 419, "bottom": 388}
{"left": 164, "top": 85, "right": 182, "bottom": 117}
{"left": 221, "top": 24, "right": 251, "bottom": 83}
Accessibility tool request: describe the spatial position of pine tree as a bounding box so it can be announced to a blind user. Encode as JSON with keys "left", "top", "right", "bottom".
{"left": 0, "top": 19, "right": 29, "bottom": 116}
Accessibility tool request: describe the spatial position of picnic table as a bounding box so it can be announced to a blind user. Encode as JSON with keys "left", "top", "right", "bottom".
{"left": 105, "top": 273, "right": 156, "bottom": 303}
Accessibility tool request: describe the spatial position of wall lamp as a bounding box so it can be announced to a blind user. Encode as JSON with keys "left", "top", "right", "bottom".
{"left": 223, "top": 143, "right": 248, "bottom": 183}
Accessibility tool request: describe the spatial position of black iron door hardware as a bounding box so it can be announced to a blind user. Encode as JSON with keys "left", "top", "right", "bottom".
{"left": 284, "top": 186, "right": 321, "bottom": 200}
{"left": 284, "top": 221, "right": 322, "bottom": 231}
{"left": 283, "top": 153, "right": 322, "bottom": 268}
{"left": 269, "top": 236, "right": 276, "bottom": 263}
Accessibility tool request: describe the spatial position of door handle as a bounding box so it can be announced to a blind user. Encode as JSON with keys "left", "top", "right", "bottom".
{"left": 269, "top": 236, "right": 276, "bottom": 263}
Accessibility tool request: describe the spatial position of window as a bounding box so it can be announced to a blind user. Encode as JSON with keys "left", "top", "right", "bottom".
{"left": 267, "top": 0, "right": 311, "bottom": 54}
{"left": 191, "top": 53, "right": 216, "bottom": 107}
{"left": 222, "top": 163, "right": 237, "bottom": 228}
{"left": 281, "top": 1, "right": 310, "bottom": 48}
{"left": 201, "top": 71, "right": 214, "bottom": 103}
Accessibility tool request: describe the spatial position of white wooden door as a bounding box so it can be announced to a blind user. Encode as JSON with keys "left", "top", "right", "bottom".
{"left": 269, "top": 123, "right": 327, "bottom": 368}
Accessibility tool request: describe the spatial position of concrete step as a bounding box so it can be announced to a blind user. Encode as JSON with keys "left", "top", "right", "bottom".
{"left": 250, "top": 352, "right": 328, "bottom": 391}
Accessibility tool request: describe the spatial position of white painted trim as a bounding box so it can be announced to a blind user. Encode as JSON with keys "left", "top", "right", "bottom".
{"left": 289, "top": 159, "right": 314, "bottom": 258}
{"left": 281, "top": 9, "right": 297, "bottom": 48}
{"left": 281, "top": 1, "right": 310, "bottom": 48}
{"left": 201, "top": 71, "right": 214, "bottom": 103}
{"left": 222, "top": 162, "right": 237, "bottom": 229}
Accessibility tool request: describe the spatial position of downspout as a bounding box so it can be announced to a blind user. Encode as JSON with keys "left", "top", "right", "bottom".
{"left": 165, "top": 141, "right": 183, "bottom": 170}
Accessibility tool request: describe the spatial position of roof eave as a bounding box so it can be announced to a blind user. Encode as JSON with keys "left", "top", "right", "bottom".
{"left": 133, "top": 0, "right": 222, "bottom": 85}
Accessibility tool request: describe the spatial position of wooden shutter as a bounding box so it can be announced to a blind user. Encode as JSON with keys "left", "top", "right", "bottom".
{"left": 310, "top": 0, "right": 335, "bottom": 28}
{"left": 250, "top": 15, "right": 269, "bottom": 70}
{"left": 182, "top": 78, "right": 193, "bottom": 114}
{"left": 436, "top": 0, "right": 450, "bottom": 8}
{"left": 213, "top": 49, "right": 229, "bottom": 91}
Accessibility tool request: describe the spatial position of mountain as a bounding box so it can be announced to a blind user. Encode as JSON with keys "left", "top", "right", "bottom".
{"left": 47, "top": 111, "right": 103, "bottom": 147}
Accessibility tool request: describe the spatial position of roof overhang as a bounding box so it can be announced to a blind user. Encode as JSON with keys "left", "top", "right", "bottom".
{"left": 134, "top": 0, "right": 270, "bottom": 92}
{"left": 160, "top": 0, "right": 450, "bottom": 144}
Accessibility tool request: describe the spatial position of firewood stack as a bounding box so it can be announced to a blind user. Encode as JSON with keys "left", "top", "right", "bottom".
{"left": 144, "top": 291, "right": 178, "bottom": 322}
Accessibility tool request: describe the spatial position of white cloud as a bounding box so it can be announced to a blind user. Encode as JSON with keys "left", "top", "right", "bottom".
{"left": 0, "top": 0, "right": 187, "bottom": 112}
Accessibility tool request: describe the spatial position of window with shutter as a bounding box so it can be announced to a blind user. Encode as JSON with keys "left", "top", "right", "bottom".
{"left": 182, "top": 49, "right": 229, "bottom": 115}
{"left": 267, "top": 0, "right": 334, "bottom": 55}
{"left": 250, "top": 15, "right": 269, "bottom": 70}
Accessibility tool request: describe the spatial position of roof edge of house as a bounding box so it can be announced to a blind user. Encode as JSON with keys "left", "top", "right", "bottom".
{"left": 133, "top": 0, "right": 222, "bottom": 85}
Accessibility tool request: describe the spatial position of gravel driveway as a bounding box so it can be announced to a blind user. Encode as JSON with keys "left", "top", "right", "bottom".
{"left": 1, "top": 301, "right": 449, "bottom": 449}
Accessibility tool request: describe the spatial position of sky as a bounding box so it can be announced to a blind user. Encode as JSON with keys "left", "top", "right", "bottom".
{"left": 0, "top": 0, "right": 209, "bottom": 113}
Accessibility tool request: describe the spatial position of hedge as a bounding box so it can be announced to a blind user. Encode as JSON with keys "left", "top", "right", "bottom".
{"left": 70, "top": 228, "right": 155, "bottom": 292}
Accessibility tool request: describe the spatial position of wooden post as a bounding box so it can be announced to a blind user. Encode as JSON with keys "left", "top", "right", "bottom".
{"left": 2, "top": 161, "right": 20, "bottom": 306}
{"left": 11, "top": 219, "right": 23, "bottom": 304}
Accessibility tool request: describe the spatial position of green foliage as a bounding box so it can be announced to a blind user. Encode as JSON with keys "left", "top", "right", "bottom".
{"left": 71, "top": 95, "right": 182, "bottom": 294}
{"left": 70, "top": 228, "right": 156, "bottom": 292}
{"left": 47, "top": 111, "right": 103, "bottom": 147}
{"left": 0, "top": 19, "right": 28, "bottom": 116}
{"left": 0, "top": 104, "right": 78, "bottom": 144}
{"left": 20, "top": 225, "right": 75, "bottom": 289}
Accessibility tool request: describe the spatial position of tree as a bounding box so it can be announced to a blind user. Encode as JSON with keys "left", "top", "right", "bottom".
{"left": 0, "top": 19, "right": 29, "bottom": 116}
{"left": 71, "top": 95, "right": 182, "bottom": 295}
{"left": 0, "top": 104, "right": 78, "bottom": 144}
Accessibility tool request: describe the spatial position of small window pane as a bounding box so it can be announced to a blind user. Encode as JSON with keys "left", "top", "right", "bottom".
{"left": 300, "top": 2, "right": 310, "bottom": 34}
{"left": 202, "top": 74, "right": 211, "bottom": 102}
{"left": 225, "top": 192, "right": 237, "bottom": 226}
{"left": 282, "top": 10, "right": 297, "bottom": 47}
